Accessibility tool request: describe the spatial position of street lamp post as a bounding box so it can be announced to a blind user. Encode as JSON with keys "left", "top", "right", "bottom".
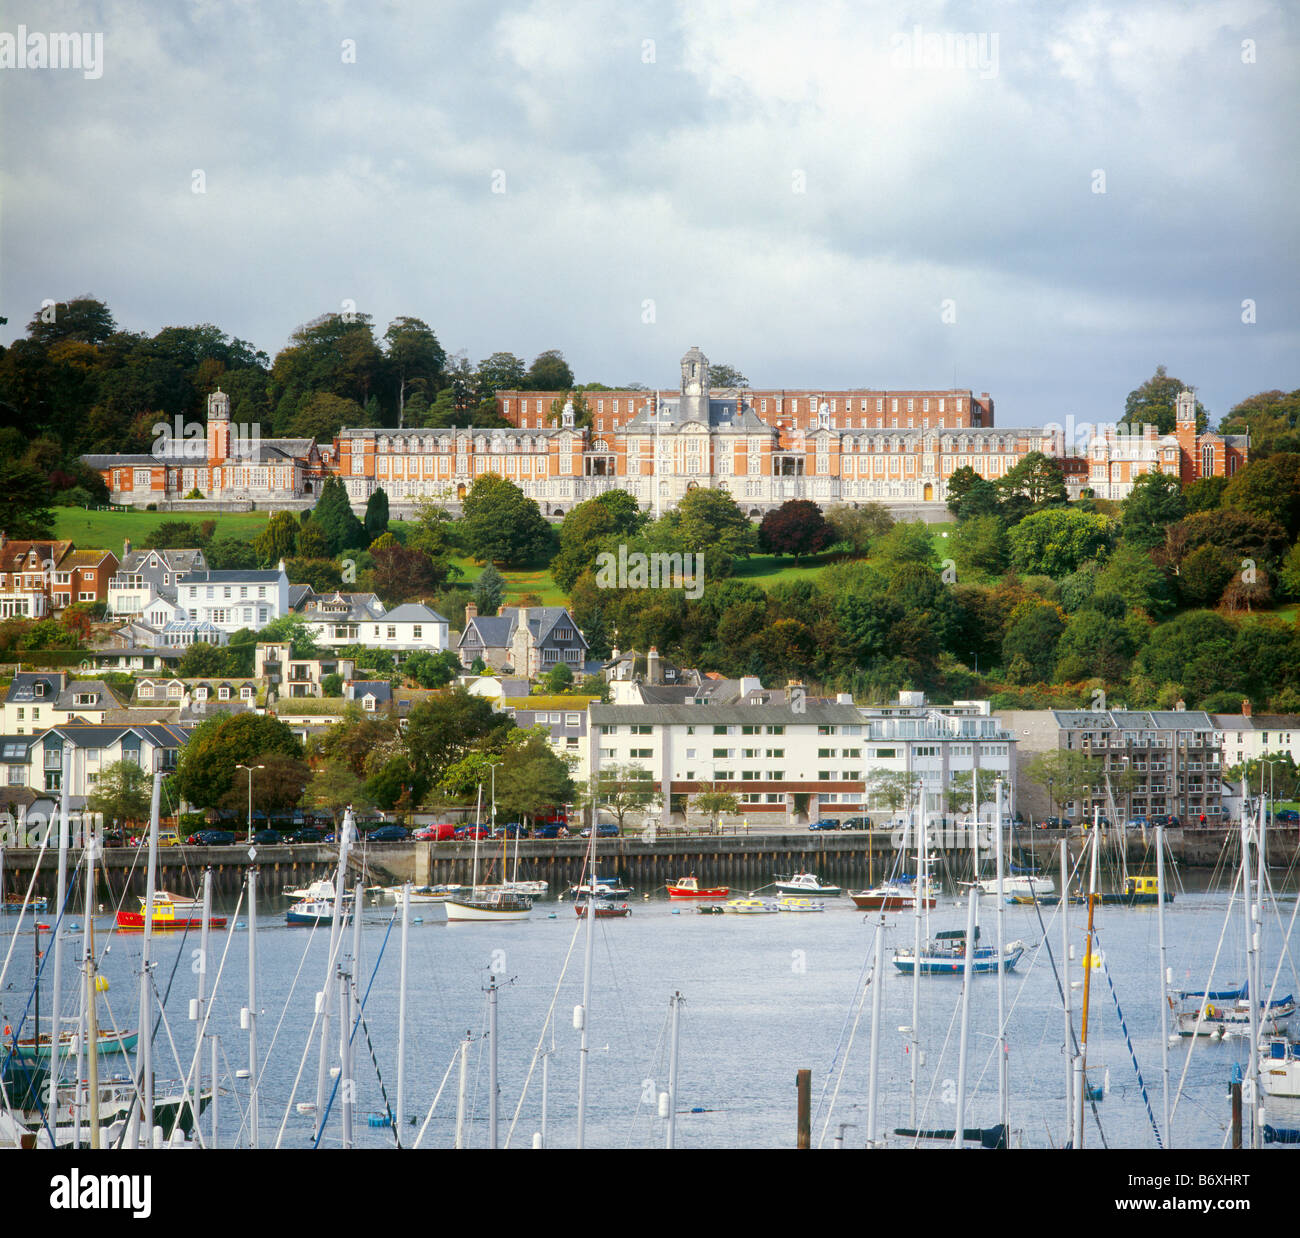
{"left": 236, "top": 764, "right": 265, "bottom": 840}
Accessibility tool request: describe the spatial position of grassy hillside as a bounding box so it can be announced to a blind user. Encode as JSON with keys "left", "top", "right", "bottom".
{"left": 53, "top": 506, "right": 270, "bottom": 550}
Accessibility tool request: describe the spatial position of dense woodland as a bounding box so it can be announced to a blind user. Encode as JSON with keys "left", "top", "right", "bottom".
{"left": 2, "top": 295, "right": 1300, "bottom": 725}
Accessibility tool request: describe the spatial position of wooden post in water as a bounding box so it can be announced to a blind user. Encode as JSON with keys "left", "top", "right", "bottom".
{"left": 1231, "top": 1067, "right": 1242, "bottom": 1149}
{"left": 796, "top": 1068, "right": 811, "bottom": 1148}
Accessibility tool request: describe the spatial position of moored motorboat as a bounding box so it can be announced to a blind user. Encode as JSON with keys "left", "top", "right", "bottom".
{"left": 2, "top": 894, "right": 48, "bottom": 914}
{"left": 977, "top": 873, "right": 1056, "bottom": 898}
{"left": 667, "top": 876, "right": 729, "bottom": 899}
{"left": 724, "top": 897, "right": 778, "bottom": 914}
{"left": 286, "top": 897, "right": 351, "bottom": 926}
{"left": 568, "top": 871, "right": 631, "bottom": 898}
{"left": 1260, "top": 1038, "right": 1300, "bottom": 1098}
{"left": 774, "top": 871, "right": 842, "bottom": 897}
{"left": 1098, "top": 875, "right": 1171, "bottom": 905}
{"left": 575, "top": 898, "right": 631, "bottom": 918}
{"left": 850, "top": 877, "right": 936, "bottom": 911}
{"left": 116, "top": 891, "right": 227, "bottom": 931}
{"left": 1174, "top": 986, "right": 1295, "bottom": 1038}
{"left": 776, "top": 896, "right": 825, "bottom": 912}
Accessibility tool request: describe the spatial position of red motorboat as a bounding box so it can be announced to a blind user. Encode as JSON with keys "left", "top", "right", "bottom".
{"left": 575, "top": 899, "right": 632, "bottom": 918}
{"left": 116, "top": 892, "right": 227, "bottom": 932}
{"left": 849, "top": 879, "right": 937, "bottom": 912}
{"left": 666, "top": 876, "right": 730, "bottom": 899}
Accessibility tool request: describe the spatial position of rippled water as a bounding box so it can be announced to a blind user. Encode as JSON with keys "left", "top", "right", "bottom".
{"left": 6, "top": 868, "right": 1298, "bottom": 1150}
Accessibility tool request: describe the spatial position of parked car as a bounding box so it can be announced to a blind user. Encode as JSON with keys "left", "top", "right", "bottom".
{"left": 1036, "top": 817, "right": 1070, "bottom": 830}
{"left": 533, "top": 822, "right": 569, "bottom": 839}
{"left": 414, "top": 823, "right": 458, "bottom": 841}
{"left": 1125, "top": 817, "right": 1149, "bottom": 830}
{"left": 102, "top": 828, "right": 128, "bottom": 848}
{"left": 491, "top": 823, "right": 526, "bottom": 838}
{"left": 580, "top": 823, "right": 621, "bottom": 838}
{"left": 808, "top": 818, "right": 841, "bottom": 831}
{"left": 366, "top": 825, "right": 410, "bottom": 843}
{"left": 839, "top": 816, "right": 870, "bottom": 830}
{"left": 287, "top": 827, "right": 327, "bottom": 844}
{"left": 251, "top": 829, "right": 283, "bottom": 846}
{"left": 1275, "top": 809, "right": 1299, "bottom": 824}
{"left": 188, "top": 829, "right": 236, "bottom": 846}
{"left": 454, "top": 825, "right": 490, "bottom": 840}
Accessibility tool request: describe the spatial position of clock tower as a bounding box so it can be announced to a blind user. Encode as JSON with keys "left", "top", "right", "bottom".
{"left": 680, "top": 345, "right": 710, "bottom": 423}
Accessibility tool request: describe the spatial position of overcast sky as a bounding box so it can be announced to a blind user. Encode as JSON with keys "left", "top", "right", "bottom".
{"left": 2, "top": 0, "right": 1296, "bottom": 429}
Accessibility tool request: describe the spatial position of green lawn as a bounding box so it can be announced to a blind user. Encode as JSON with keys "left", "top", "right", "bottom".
{"left": 448, "top": 557, "right": 567, "bottom": 606}
{"left": 53, "top": 506, "right": 269, "bottom": 551}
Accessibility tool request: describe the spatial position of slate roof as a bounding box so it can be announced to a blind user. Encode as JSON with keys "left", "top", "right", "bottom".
{"left": 381, "top": 603, "right": 450, "bottom": 624}
{"left": 589, "top": 702, "right": 863, "bottom": 726}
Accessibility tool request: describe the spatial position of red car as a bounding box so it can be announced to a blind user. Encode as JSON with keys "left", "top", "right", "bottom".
{"left": 454, "top": 825, "right": 490, "bottom": 840}
{"left": 413, "top": 823, "right": 457, "bottom": 841}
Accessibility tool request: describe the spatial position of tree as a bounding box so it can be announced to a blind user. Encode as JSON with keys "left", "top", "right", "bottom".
{"left": 26, "top": 296, "right": 116, "bottom": 346}
{"left": 1221, "top": 455, "right": 1300, "bottom": 539}
{"left": 824, "top": 503, "right": 893, "bottom": 555}
{"left": 757, "top": 500, "right": 834, "bottom": 561}
{"left": 655, "top": 487, "right": 757, "bottom": 578}
{"left": 870, "top": 521, "right": 938, "bottom": 574}
{"left": 253, "top": 510, "right": 299, "bottom": 565}
{"left": 300, "top": 759, "right": 370, "bottom": 824}
{"left": 1120, "top": 472, "right": 1188, "bottom": 550}
{"left": 174, "top": 713, "right": 304, "bottom": 810}
{"left": 142, "top": 520, "right": 206, "bottom": 550}
{"left": 708, "top": 363, "right": 748, "bottom": 388}
{"left": 384, "top": 317, "right": 446, "bottom": 426}
{"left": 691, "top": 784, "right": 739, "bottom": 832}
{"left": 403, "top": 690, "right": 514, "bottom": 801}
{"left": 1121, "top": 366, "right": 1207, "bottom": 434}
{"left": 461, "top": 475, "right": 552, "bottom": 567}
{"left": 257, "top": 613, "right": 321, "bottom": 657}
{"left": 1001, "top": 603, "right": 1066, "bottom": 683}
{"left": 87, "top": 759, "right": 154, "bottom": 827}
{"left": 1218, "top": 389, "right": 1300, "bottom": 457}
{"left": 312, "top": 475, "right": 367, "bottom": 554}
{"left": 1135, "top": 610, "right": 1240, "bottom": 705}
{"left": 952, "top": 514, "right": 1009, "bottom": 575}
{"left": 402, "top": 649, "right": 460, "bottom": 688}
{"left": 1094, "top": 543, "right": 1176, "bottom": 616}
{"left": 864, "top": 770, "right": 916, "bottom": 817}
{"left": 582, "top": 764, "right": 660, "bottom": 831}
{"left": 1024, "top": 750, "right": 1104, "bottom": 818}
{"left": 525, "top": 349, "right": 574, "bottom": 391}
{"left": 289, "top": 392, "right": 366, "bottom": 440}
{"left": 368, "top": 542, "right": 446, "bottom": 603}
{"left": 1053, "top": 609, "right": 1139, "bottom": 683}
{"left": 175, "top": 641, "right": 229, "bottom": 677}
{"left": 205, "top": 536, "right": 258, "bottom": 570}
{"left": 1008, "top": 509, "right": 1117, "bottom": 577}
{"left": 493, "top": 733, "right": 574, "bottom": 827}
{"left": 475, "top": 352, "right": 527, "bottom": 400}
{"left": 542, "top": 662, "right": 574, "bottom": 693}
{"left": 996, "top": 452, "right": 1067, "bottom": 519}
{"left": 472, "top": 565, "right": 506, "bottom": 615}
{"left": 364, "top": 487, "right": 390, "bottom": 541}
{"left": 552, "top": 491, "right": 647, "bottom": 592}
{"left": 0, "top": 461, "right": 55, "bottom": 539}
{"left": 220, "top": 752, "right": 311, "bottom": 825}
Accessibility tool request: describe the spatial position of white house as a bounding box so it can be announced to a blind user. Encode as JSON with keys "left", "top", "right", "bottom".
{"left": 347, "top": 603, "right": 450, "bottom": 654}
{"left": 176, "top": 564, "right": 290, "bottom": 634}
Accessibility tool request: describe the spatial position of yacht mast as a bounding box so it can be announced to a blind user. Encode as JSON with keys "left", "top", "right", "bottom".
{"left": 994, "top": 777, "right": 1008, "bottom": 1135}
{"left": 575, "top": 817, "right": 597, "bottom": 1147}
{"left": 135, "top": 769, "right": 162, "bottom": 1145}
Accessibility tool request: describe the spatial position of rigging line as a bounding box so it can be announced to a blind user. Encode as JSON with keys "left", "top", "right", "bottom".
{"left": 182, "top": 883, "right": 244, "bottom": 1123}
{"left": 1170, "top": 863, "right": 1241, "bottom": 1132}
{"left": 413, "top": 1046, "right": 463, "bottom": 1149}
{"left": 1093, "top": 926, "right": 1163, "bottom": 1148}
{"left": 351, "top": 914, "right": 399, "bottom": 1139}
{"left": 144, "top": 973, "right": 207, "bottom": 1150}
{"left": 503, "top": 907, "right": 585, "bottom": 1148}
{"left": 272, "top": 890, "right": 357, "bottom": 1146}
{"left": 625, "top": 1003, "right": 671, "bottom": 1150}
{"left": 251, "top": 900, "right": 327, "bottom": 1116}
{"left": 0, "top": 827, "right": 53, "bottom": 994}
{"left": 815, "top": 919, "right": 878, "bottom": 1147}
{"left": 1259, "top": 863, "right": 1300, "bottom": 1004}
{"left": 311, "top": 916, "right": 396, "bottom": 1149}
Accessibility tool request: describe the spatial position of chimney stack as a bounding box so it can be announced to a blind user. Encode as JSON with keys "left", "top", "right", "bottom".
{"left": 1242, "top": 698, "right": 1252, "bottom": 717}
{"left": 123, "top": 538, "right": 131, "bottom": 558}
{"left": 465, "top": 601, "right": 478, "bottom": 624}
{"left": 647, "top": 646, "right": 660, "bottom": 685}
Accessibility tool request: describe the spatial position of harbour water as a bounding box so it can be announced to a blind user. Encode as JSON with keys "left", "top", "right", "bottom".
{"left": 4, "top": 868, "right": 1298, "bottom": 1151}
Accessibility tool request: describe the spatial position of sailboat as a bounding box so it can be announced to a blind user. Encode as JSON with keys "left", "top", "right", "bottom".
{"left": 445, "top": 787, "right": 532, "bottom": 922}
{"left": 892, "top": 925, "right": 1025, "bottom": 975}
